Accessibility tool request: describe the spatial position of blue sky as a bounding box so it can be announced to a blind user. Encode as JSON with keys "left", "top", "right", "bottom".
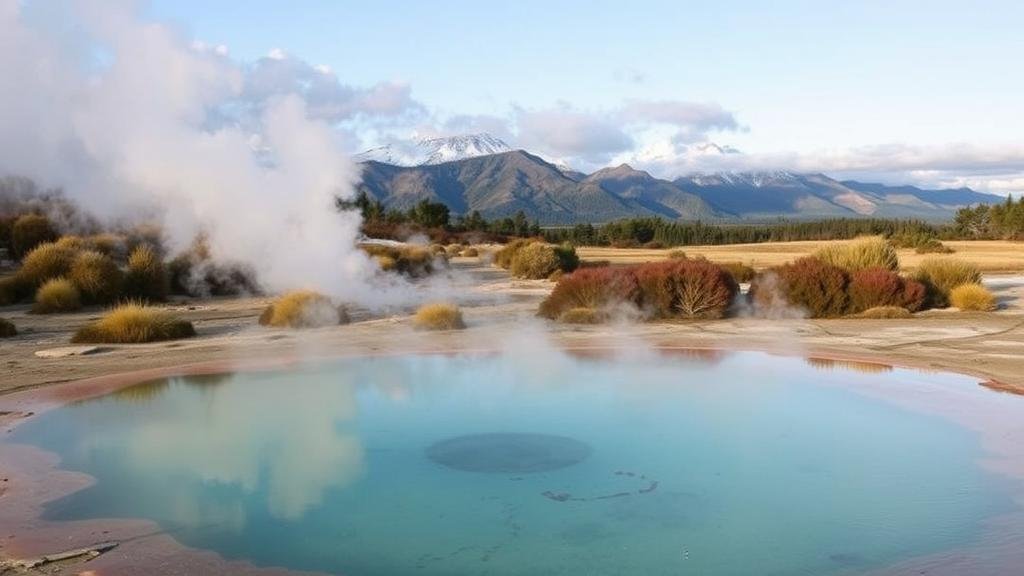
{"left": 142, "top": 1, "right": 1024, "bottom": 193}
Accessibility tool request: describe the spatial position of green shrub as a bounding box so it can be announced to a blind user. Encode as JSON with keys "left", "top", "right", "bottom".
{"left": 815, "top": 236, "right": 899, "bottom": 272}
{"left": 847, "top": 267, "right": 926, "bottom": 313}
{"left": 11, "top": 214, "right": 57, "bottom": 259}
{"left": 259, "top": 291, "right": 348, "bottom": 328}
{"left": 32, "top": 278, "right": 82, "bottom": 313}
{"left": 889, "top": 232, "right": 954, "bottom": 254}
{"left": 0, "top": 317, "right": 16, "bottom": 338}
{"left": 856, "top": 306, "right": 913, "bottom": 319}
{"left": 123, "top": 245, "right": 169, "bottom": 302}
{"left": 68, "top": 250, "right": 123, "bottom": 304}
{"left": 751, "top": 257, "right": 850, "bottom": 318}
{"left": 913, "top": 257, "right": 983, "bottom": 307}
{"left": 949, "top": 283, "right": 997, "bottom": 311}
{"left": 17, "top": 242, "right": 76, "bottom": 286}
{"left": 412, "top": 302, "right": 466, "bottom": 330}
{"left": 539, "top": 267, "right": 641, "bottom": 320}
{"left": 72, "top": 303, "right": 195, "bottom": 343}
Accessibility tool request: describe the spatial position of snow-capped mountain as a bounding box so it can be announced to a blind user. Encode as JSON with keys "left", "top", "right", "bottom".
{"left": 355, "top": 133, "right": 512, "bottom": 166}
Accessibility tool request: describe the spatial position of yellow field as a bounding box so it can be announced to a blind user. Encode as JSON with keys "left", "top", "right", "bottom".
{"left": 577, "top": 239, "right": 1024, "bottom": 273}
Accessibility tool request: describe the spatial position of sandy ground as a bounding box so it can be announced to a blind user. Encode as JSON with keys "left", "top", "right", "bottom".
{"left": 578, "top": 239, "right": 1024, "bottom": 272}
{"left": 1, "top": 258, "right": 1023, "bottom": 397}
{"left": 2, "top": 257, "right": 1024, "bottom": 574}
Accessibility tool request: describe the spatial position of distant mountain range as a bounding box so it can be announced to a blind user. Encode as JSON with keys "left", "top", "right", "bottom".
{"left": 355, "top": 135, "right": 1001, "bottom": 224}
{"left": 354, "top": 133, "right": 512, "bottom": 166}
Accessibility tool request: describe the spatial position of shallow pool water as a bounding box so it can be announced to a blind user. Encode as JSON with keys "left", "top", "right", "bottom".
{"left": 8, "top": 351, "right": 1020, "bottom": 575}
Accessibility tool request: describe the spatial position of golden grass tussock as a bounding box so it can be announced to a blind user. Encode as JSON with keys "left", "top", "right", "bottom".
{"left": 17, "top": 242, "right": 76, "bottom": 286}
{"left": 123, "top": 245, "right": 169, "bottom": 302}
{"left": 510, "top": 242, "right": 561, "bottom": 279}
{"left": 32, "top": 278, "right": 82, "bottom": 313}
{"left": 949, "top": 283, "right": 997, "bottom": 311}
{"left": 814, "top": 236, "right": 899, "bottom": 272}
{"left": 460, "top": 247, "right": 479, "bottom": 258}
{"left": 72, "top": 302, "right": 196, "bottom": 344}
{"left": 912, "top": 257, "right": 983, "bottom": 306}
{"left": 667, "top": 249, "right": 688, "bottom": 260}
{"left": 412, "top": 302, "right": 466, "bottom": 330}
{"left": 361, "top": 244, "right": 444, "bottom": 277}
{"left": 558, "top": 307, "right": 603, "bottom": 324}
{"left": 68, "top": 250, "right": 123, "bottom": 303}
{"left": 493, "top": 238, "right": 532, "bottom": 269}
{"left": 855, "top": 305, "right": 913, "bottom": 319}
{"left": 258, "top": 290, "right": 348, "bottom": 328}
{"left": 0, "top": 317, "right": 16, "bottom": 338}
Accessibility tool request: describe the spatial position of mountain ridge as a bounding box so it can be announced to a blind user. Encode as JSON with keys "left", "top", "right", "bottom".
{"left": 355, "top": 143, "right": 1001, "bottom": 224}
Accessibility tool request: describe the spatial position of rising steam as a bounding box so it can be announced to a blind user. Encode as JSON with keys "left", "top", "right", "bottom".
{"left": 0, "top": 0, "right": 412, "bottom": 305}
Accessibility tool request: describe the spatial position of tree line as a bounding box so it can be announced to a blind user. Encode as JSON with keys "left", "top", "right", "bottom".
{"left": 953, "top": 196, "right": 1024, "bottom": 239}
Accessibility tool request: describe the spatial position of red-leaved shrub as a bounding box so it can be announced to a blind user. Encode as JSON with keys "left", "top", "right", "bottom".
{"left": 538, "top": 267, "right": 640, "bottom": 319}
{"left": 750, "top": 257, "right": 849, "bottom": 318}
{"left": 540, "top": 259, "right": 738, "bottom": 321}
{"left": 848, "top": 267, "right": 926, "bottom": 313}
{"left": 634, "top": 259, "right": 737, "bottom": 319}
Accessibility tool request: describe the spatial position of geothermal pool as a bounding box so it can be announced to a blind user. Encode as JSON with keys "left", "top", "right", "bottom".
{"left": 8, "top": 351, "right": 1024, "bottom": 575}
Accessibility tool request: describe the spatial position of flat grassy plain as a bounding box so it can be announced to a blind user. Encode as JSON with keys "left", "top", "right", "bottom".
{"left": 578, "top": 239, "right": 1024, "bottom": 273}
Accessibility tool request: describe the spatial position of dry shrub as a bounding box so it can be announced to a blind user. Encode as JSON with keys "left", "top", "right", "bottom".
{"left": 815, "top": 236, "right": 899, "bottom": 272}
{"left": 168, "top": 237, "right": 259, "bottom": 297}
{"left": 32, "top": 277, "right": 82, "bottom": 313}
{"left": 87, "top": 233, "right": 127, "bottom": 258}
{"left": 444, "top": 244, "right": 464, "bottom": 257}
{"left": 123, "top": 245, "right": 169, "bottom": 302}
{"left": 11, "top": 214, "right": 57, "bottom": 259}
{"left": 0, "top": 317, "right": 15, "bottom": 338}
{"left": 720, "top": 261, "right": 756, "bottom": 283}
{"left": 362, "top": 244, "right": 444, "bottom": 278}
{"left": 510, "top": 243, "right": 560, "bottom": 279}
{"left": 667, "top": 249, "right": 688, "bottom": 260}
{"left": 0, "top": 275, "right": 32, "bottom": 306}
{"left": 72, "top": 302, "right": 196, "bottom": 343}
{"left": 17, "top": 242, "right": 76, "bottom": 286}
{"left": 848, "top": 267, "right": 926, "bottom": 313}
{"left": 949, "top": 283, "right": 997, "bottom": 311}
{"left": 259, "top": 291, "right": 348, "bottom": 328}
{"left": 539, "top": 267, "right": 641, "bottom": 320}
{"left": 751, "top": 257, "right": 849, "bottom": 318}
{"left": 69, "top": 250, "right": 123, "bottom": 304}
{"left": 671, "top": 259, "right": 739, "bottom": 319}
{"left": 461, "top": 247, "right": 479, "bottom": 258}
{"left": 493, "top": 239, "right": 532, "bottom": 269}
{"left": 558, "top": 307, "right": 603, "bottom": 324}
{"left": 412, "top": 302, "right": 465, "bottom": 330}
{"left": 633, "top": 259, "right": 737, "bottom": 319}
{"left": 913, "top": 257, "right": 983, "bottom": 307}
{"left": 856, "top": 306, "right": 913, "bottom": 319}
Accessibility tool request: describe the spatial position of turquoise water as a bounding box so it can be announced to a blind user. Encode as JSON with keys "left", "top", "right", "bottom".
{"left": 8, "top": 351, "right": 1016, "bottom": 575}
